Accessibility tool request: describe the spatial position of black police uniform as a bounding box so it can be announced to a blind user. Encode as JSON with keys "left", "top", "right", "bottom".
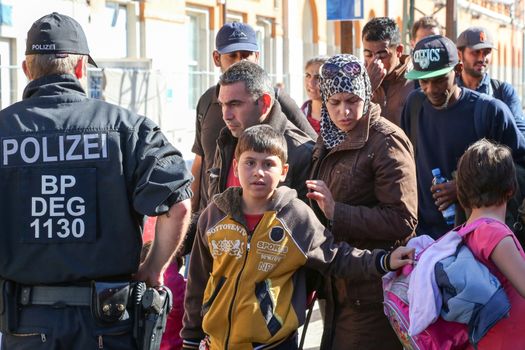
{"left": 0, "top": 74, "right": 192, "bottom": 349}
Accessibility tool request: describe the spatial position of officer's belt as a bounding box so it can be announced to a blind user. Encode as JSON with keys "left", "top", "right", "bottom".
{"left": 19, "top": 286, "right": 91, "bottom": 306}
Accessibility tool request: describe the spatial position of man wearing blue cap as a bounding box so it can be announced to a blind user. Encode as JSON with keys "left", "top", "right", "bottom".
{"left": 401, "top": 34, "right": 525, "bottom": 239}
{"left": 0, "top": 13, "right": 193, "bottom": 349}
{"left": 187, "top": 22, "right": 315, "bottom": 250}
{"left": 456, "top": 26, "right": 525, "bottom": 135}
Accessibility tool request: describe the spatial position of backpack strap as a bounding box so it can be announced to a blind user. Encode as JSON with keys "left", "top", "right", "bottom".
{"left": 473, "top": 92, "right": 492, "bottom": 139}
{"left": 408, "top": 90, "right": 426, "bottom": 152}
{"left": 456, "top": 218, "right": 498, "bottom": 238}
{"left": 490, "top": 78, "right": 503, "bottom": 99}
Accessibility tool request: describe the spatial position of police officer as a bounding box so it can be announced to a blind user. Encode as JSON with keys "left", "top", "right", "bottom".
{"left": 0, "top": 13, "right": 192, "bottom": 349}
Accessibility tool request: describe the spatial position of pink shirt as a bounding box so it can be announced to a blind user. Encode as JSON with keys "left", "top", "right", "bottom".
{"left": 463, "top": 220, "right": 525, "bottom": 350}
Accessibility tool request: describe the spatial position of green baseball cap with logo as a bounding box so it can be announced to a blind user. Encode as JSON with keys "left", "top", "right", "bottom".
{"left": 406, "top": 35, "right": 458, "bottom": 80}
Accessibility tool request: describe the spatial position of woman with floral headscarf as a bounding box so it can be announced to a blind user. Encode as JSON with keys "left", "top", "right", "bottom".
{"left": 306, "top": 54, "right": 418, "bottom": 350}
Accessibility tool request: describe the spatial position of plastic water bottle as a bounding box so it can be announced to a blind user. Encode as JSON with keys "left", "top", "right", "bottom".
{"left": 431, "top": 168, "right": 456, "bottom": 225}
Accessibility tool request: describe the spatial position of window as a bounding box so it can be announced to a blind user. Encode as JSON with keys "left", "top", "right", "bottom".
{"left": 186, "top": 8, "right": 211, "bottom": 109}
{"left": 255, "top": 18, "right": 275, "bottom": 77}
{"left": 327, "top": 22, "right": 340, "bottom": 56}
{"left": 226, "top": 13, "right": 244, "bottom": 24}
{"left": 90, "top": 2, "right": 128, "bottom": 59}
{"left": 0, "top": 38, "right": 16, "bottom": 109}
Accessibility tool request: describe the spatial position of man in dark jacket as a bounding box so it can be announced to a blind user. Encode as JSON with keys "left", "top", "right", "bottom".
{"left": 190, "top": 22, "right": 315, "bottom": 214}
{"left": 0, "top": 13, "right": 192, "bottom": 349}
{"left": 209, "top": 60, "right": 314, "bottom": 203}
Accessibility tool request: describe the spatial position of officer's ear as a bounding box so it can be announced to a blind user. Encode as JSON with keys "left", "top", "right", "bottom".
{"left": 74, "top": 56, "right": 87, "bottom": 79}
{"left": 22, "top": 60, "right": 33, "bottom": 80}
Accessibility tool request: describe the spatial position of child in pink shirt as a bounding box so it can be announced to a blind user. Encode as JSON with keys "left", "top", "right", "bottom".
{"left": 456, "top": 139, "right": 525, "bottom": 350}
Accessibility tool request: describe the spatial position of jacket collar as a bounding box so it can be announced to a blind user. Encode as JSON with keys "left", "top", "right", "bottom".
{"left": 213, "top": 186, "right": 298, "bottom": 223}
{"left": 22, "top": 74, "right": 86, "bottom": 100}
{"left": 384, "top": 54, "right": 411, "bottom": 82}
{"left": 456, "top": 73, "right": 490, "bottom": 94}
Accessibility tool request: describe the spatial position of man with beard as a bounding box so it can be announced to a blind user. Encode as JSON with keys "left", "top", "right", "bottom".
{"left": 401, "top": 35, "right": 525, "bottom": 238}
{"left": 456, "top": 27, "right": 525, "bottom": 134}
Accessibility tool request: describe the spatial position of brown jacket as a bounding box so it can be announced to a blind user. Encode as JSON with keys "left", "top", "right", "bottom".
{"left": 371, "top": 54, "right": 414, "bottom": 126}
{"left": 310, "top": 103, "right": 418, "bottom": 349}
{"left": 181, "top": 186, "right": 387, "bottom": 349}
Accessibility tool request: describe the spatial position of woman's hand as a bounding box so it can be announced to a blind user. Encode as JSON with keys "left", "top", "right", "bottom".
{"left": 306, "top": 179, "right": 335, "bottom": 220}
{"left": 388, "top": 246, "right": 415, "bottom": 270}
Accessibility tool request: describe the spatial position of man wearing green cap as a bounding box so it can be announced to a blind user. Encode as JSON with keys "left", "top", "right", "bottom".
{"left": 401, "top": 34, "right": 525, "bottom": 239}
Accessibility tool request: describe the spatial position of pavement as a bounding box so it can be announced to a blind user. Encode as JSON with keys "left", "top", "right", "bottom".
{"left": 298, "top": 301, "right": 323, "bottom": 350}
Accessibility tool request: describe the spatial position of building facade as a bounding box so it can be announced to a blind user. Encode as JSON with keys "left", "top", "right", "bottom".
{"left": 0, "top": 0, "right": 523, "bottom": 158}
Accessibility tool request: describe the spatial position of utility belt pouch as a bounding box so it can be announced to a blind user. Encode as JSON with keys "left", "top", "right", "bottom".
{"left": 134, "top": 285, "right": 173, "bottom": 350}
{"left": 91, "top": 281, "right": 131, "bottom": 325}
{"left": 0, "top": 279, "right": 18, "bottom": 334}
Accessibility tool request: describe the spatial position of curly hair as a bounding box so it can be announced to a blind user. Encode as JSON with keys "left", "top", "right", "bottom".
{"left": 362, "top": 17, "right": 401, "bottom": 46}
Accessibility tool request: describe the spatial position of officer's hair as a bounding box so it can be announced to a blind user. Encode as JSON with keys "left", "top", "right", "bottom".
{"left": 25, "top": 54, "right": 85, "bottom": 80}
{"left": 219, "top": 61, "right": 274, "bottom": 106}
{"left": 305, "top": 55, "right": 330, "bottom": 70}
{"left": 362, "top": 17, "right": 401, "bottom": 46}
{"left": 457, "top": 139, "right": 516, "bottom": 209}
{"left": 235, "top": 125, "right": 288, "bottom": 164}
{"left": 411, "top": 16, "right": 442, "bottom": 41}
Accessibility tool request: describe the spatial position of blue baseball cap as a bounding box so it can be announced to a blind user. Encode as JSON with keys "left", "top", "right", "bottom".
{"left": 216, "top": 22, "right": 259, "bottom": 54}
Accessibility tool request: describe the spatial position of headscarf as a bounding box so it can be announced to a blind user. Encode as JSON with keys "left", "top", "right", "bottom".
{"left": 319, "top": 54, "right": 372, "bottom": 149}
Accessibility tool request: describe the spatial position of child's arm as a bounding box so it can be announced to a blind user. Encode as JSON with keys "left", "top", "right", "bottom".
{"left": 181, "top": 216, "right": 213, "bottom": 349}
{"left": 491, "top": 236, "right": 525, "bottom": 297}
{"left": 291, "top": 199, "right": 414, "bottom": 278}
{"left": 388, "top": 246, "right": 416, "bottom": 270}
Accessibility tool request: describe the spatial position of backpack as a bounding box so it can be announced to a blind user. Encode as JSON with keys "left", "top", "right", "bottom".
{"left": 490, "top": 78, "right": 503, "bottom": 100}
{"left": 383, "top": 220, "right": 493, "bottom": 350}
{"left": 407, "top": 91, "right": 525, "bottom": 248}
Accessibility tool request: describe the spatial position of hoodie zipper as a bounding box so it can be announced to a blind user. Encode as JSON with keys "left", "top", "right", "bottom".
{"left": 224, "top": 227, "right": 253, "bottom": 349}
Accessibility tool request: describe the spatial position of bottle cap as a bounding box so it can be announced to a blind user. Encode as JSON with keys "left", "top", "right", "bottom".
{"left": 431, "top": 168, "right": 441, "bottom": 177}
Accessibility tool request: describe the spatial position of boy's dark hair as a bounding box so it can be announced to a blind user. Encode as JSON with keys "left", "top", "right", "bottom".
{"left": 235, "top": 125, "right": 288, "bottom": 163}
{"left": 411, "top": 16, "right": 442, "bottom": 41}
{"left": 362, "top": 17, "right": 401, "bottom": 46}
{"left": 457, "top": 139, "right": 517, "bottom": 209}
